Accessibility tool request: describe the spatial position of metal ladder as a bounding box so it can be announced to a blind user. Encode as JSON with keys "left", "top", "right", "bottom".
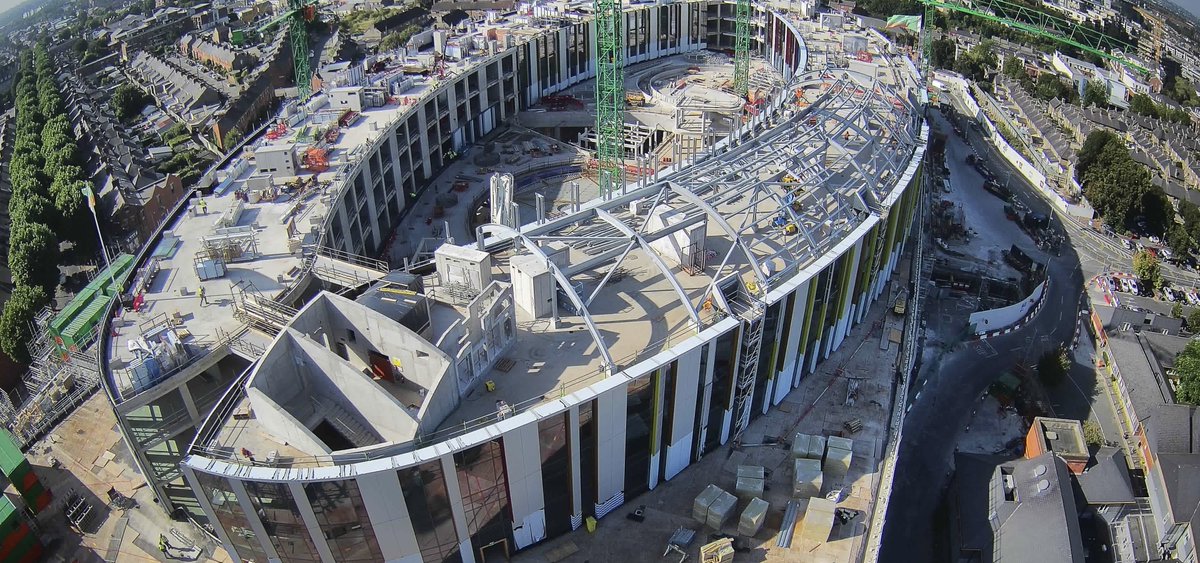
{"left": 731, "top": 298, "right": 765, "bottom": 440}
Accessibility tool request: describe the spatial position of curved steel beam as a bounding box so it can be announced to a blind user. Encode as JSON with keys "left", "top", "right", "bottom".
{"left": 666, "top": 182, "right": 768, "bottom": 285}
{"left": 594, "top": 209, "right": 704, "bottom": 331}
{"left": 482, "top": 224, "right": 615, "bottom": 370}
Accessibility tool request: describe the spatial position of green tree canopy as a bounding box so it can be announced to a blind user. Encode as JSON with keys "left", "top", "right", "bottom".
{"left": 1083, "top": 80, "right": 1108, "bottom": 108}
{"left": 1037, "top": 347, "right": 1069, "bottom": 387}
{"left": 8, "top": 192, "right": 53, "bottom": 226}
{"left": 1076, "top": 130, "right": 1121, "bottom": 183}
{"left": 8, "top": 222, "right": 60, "bottom": 292}
{"left": 111, "top": 83, "right": 150, "bottom": 122}
{"left": 954, "top": 41, "right": 997, "bottom": 83}
{"left": 1173, "top": 340, "right": 1200, "bottom": 405}
{"left": 0, "top": 285, "right": 50, "bottom": 365}
{"left": 1167, "top": 223, "right": 1193, "bottom": 260}
{"left": 930, "top": 38, "right": 957, "bottom": 70}
{"left": 1132, "top": 249, "right": 1162, "bottom": 294}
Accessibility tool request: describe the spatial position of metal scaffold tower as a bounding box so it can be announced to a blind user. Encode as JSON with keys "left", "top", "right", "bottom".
{"left": 733, "top": 0, "right": 751, "bottom": 96}
{"left": 595, "top": 0, "right": 625, "bottom": 199}
{"left": 259, "top": 0, "right": 320, "bottom": 99}
{"left": 918, "top": 0, "right": 1146, "bottom": 78}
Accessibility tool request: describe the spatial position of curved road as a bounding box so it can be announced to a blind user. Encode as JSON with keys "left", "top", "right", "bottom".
{"left": 879, "top": 106, "right": 1089, "bottom": 562}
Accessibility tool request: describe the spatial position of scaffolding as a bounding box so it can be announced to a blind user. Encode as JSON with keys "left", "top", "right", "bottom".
{"left": 594, "top": 0, "right": 625, "bottom": 199}
{"left": 733, "top": 0, "right": 751, "bottom": 96}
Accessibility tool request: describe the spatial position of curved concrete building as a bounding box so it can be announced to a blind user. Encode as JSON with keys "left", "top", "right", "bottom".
{"left": 96, "top": 2, "right": 927, "bottom": 562}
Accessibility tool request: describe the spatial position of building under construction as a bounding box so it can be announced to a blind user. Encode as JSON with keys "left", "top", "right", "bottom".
{"left": 6, "top": 2, "right": 927, "bottom": 561}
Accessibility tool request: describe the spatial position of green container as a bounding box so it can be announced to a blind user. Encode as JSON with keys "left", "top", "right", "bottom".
{"left": 50, "top": 288, "right": 99, "bottom": 335}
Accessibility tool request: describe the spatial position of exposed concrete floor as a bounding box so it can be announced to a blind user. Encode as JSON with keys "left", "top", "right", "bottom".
{"left": 517, "top": 279, "right": 909, "bottom": 563}
{"left": 25, "top": 393, "right": 229, "bottom": 563}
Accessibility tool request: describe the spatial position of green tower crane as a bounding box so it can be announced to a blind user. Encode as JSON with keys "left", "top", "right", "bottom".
{"left": 918, "top": 0, "right": 1146, "bottom": 83}
{"left": 595, "top": 0, "right": 625, "bottom": 199}
{"left": 733, "top": 0, "right": 752, "bottom": 96}
{"left": 259, "top": 0, "right": 321, "bottom": 99}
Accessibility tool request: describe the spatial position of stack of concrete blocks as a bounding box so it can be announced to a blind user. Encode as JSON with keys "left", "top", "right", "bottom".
{"left": 693, "top": 484, "right": 725, "bottom": 525}
{"left": 735, "top": 465, "right": 765, "bottom": 500}
{"left": 707, "top": 490, "right": 738, "bottom": 530}
{"left": 793, "top": 458, "right": 824, "bottom": 498}
{"left": 800, "top": 497, "right": 837, "bottom": 543}
{"left": 791, "top": 432, "right": 826, "bottom": 461}
{"left": 737, "top": 497, "right": 770, "bottom": 536}
{"left": 824, "top": 435, "right": 854, "bottom": 483}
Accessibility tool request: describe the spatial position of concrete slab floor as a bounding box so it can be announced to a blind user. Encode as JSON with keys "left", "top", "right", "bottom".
{"left": 516, "top": 285, "right": 907, "bottom": 563}
{"left": 23, "top": 393, "right": 230, "bottom": 563}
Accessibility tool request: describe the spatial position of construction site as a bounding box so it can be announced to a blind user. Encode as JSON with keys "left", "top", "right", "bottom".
{"left": 7, "top": 2, "right": 930, "bottom": 563}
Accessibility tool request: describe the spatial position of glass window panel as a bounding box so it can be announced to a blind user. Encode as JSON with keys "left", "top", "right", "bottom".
{"left": 243, "top": 481, "right": 321, "bottom": 562}
{"left": 195, "top": 473, "right": 270, "bottom": 562}
{"left": 397, "top": 461, "right": 460, "bottom": 562}
{"left": 454, "top": 440, "right": 512, "bottom": 553}
{"left": 302, "top": 480, "right": 382, "bottom": 562}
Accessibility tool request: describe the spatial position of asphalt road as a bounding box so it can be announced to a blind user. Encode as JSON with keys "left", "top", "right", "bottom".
{"left": 942, "top": 94, "right": 1200, "bottom": 287}
{"left": 878, "top": 107, "right": 1095, "bottom": 562}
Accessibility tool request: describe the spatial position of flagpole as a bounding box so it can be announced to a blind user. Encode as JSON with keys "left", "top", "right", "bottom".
{"left": 82, "top": 187, "right": 120, "bottom": 305}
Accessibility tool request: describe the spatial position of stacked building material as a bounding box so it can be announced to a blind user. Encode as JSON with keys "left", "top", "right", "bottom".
{"left": 735, "top": 465, "right": 765, "bottom": 500}
{"left": 706, "top": 490, "right": 738, "bottom": 530}
{"left": 800, "top": 497, "right": 836, "bottom": 544}
{"left": 738, "top": 497, "right": 770, "bottom": 536}
{"left": 693, "top": 484, "right": 725, "bottom": 524}
{"left": 793, "top": 458, "right": 824, "bottom": 498}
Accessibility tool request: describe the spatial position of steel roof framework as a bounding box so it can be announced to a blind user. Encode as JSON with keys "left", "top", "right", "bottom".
{"left": 479, "top": 71, "right": 922, "bottom": 373}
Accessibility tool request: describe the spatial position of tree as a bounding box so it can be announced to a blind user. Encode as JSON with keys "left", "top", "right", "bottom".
{"left": 930, "top": 38, "right": 957, "bottom": 70}
{"left": 1129, "top": 93, "right": 1159, "bottom": 118}
{"left": 111, "top": 83, "right": 150, "bottom": 121}
{"left": 0, "top": 285, "right": 50, "bottom": 365}
{"left": 1173, "top": 302, "right": 1184, "bottom": 319}
{"left": 1031, "top": 73, "right": 1077, "bottom": 103}
{"left": 1037, "top": 347, "right": 1070, "bottom": 387}
{"left": 7, "top": 192, "right": 53, "bottom": 226}
{"left": 1083, "top": 80, "right": 1108, "bottom": 108}
{"left": 1132, "top": 249, "right": 1162, "bottom": 294}
{"left": 1002, "top": 55, "right": 1024, "bottom": 80}
{"left": 1188, "top": 308, "right": 1200, "bottom": 332}
{"left": 8, "top": 222, "right": 59, "bottom": 292}
{"left": 1173, "top": 340, "right": 1200, "bottom": 405}
{"left": 954, "top": 41, "right": 997, "bottom": 83}
{"left": 1168, "top": 223, "right": 1194, "bottom": 260}
{"left": 1075, "top": 130, "right": 1120, "bottom": 183}
{"left": 1082, "top": 420, "right": 1104, "bottom": 448}
{"left": 221, "top": 126, "right": 243, "bottom": 150}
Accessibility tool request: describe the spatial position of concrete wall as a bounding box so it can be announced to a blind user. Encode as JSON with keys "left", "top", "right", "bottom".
{"left": 968, "top": 280, "right": 1047, "bottom": 335}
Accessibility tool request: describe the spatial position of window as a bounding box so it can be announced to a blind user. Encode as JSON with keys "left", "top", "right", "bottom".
{"left": 624, "top": 372, "right": 657, "bottom": 497}
{"left": 302, "top": 480, "right": 382, "bottom": 561}
{"left": 704, "top": 328, "right": 738, "bottom": 453}
{"left": 243, "top": 481, "right": 321, "bottom": 562}
{"left": 195, "top": 473, "right": 270, "bottom": 562}
{"left": 538, "top": 413, "right": 573, "bottom": 538}
{"left": 454, "top": 440, "right": 512, "bottom": 554}
{"left": 579, "top": 400, "right": 598, "bottom": 516}
{"left": 398, "top": 461, "right": 460, "bottom": 562}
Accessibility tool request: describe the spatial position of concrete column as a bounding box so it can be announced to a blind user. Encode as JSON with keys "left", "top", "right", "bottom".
{"left": 358, "top": 470, "right": 422, "bottom": 561}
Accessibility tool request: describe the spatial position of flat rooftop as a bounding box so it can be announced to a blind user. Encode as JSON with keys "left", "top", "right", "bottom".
{"left": 185, "top": 23, "right": 924, "bottom": 466}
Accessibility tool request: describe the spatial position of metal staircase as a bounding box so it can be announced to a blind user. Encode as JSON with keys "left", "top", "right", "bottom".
{"left": 728, "top": 284, "right": 765, "bottom": 440}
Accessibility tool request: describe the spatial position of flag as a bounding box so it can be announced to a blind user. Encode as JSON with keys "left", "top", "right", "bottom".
{"left": 885, "top": 15, "right": 922, "bottom": 34}
{"left": 81, "top": 186, "right": 96, "bottom": 211}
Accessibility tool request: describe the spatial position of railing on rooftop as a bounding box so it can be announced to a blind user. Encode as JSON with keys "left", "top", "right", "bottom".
{"left": 188, "top": 305, "right": 729, "bottom": 469}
